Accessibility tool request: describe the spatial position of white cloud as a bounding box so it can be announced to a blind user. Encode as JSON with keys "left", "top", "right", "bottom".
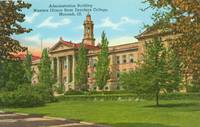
{"left": 99, "top": 17, "right": 120, "bottom": 30}
{"left": 25, "top": 12, "right": 39, "bottom": 23}
{"left": 20, "top": 34, "right": 79, "bottom": 49}
{"left": 97, "top": 16, "right": 142, "bottom": 30}
{"left": 120, "top": 17, "right": 141, "bottom": 24}
{"left": 23, "top": 34, "right": 41, "bottom": 45}
{"left": 21, "top": 34, "right": 59, "bottom": 48}
{"left": 95, "top": 36, "right": 138, "bottom": 46}
{"left": 38, "top": 17, "right": 71, "bottom": 28}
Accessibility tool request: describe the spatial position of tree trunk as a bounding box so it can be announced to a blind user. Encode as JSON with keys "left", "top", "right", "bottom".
{"left": 185, "top": 74, "right": 189, "bottom": 92}
{"left": 156, "top": 90, "right": 159, "bottom": 106}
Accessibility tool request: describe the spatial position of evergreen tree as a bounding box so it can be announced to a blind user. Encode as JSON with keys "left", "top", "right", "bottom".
{"left": 23, "top": 51, "right": 33, "bottom": 84}
{"left": 39, "top": 48, "right": 52, "bottom": 87}
{"left": 0, "top": 1, "right": 31, "bottom": 60}
{"left": 75, "top": 43, "right": 88, "bottom": 91}
{"left": 0, "top": 1, "right": 31, "bottom": 90}
{"left": 95, "top": 31, "right": 109, "bottom": 90}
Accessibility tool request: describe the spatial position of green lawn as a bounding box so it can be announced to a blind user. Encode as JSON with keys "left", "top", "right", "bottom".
{"left": 3, "top": 99, "right": 200, "bottom": 127}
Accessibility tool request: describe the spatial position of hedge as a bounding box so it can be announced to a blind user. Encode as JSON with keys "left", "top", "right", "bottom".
{"left": 59, "top": 92, "right": 200, "bottom": 101}
{"left": 64, "top": 90, "right": 133, "bottom": 95}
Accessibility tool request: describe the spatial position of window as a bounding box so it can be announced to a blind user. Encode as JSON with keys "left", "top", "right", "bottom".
{"left": 88, "top": 72, "right": 95, "bottom": 78}
{"left": 123, "top": 69, "right": 126, "bottom": 72}
{"left": 93, "top": 59, "right": 97, "bottom": 67}
{"left": 89, "top": 58, "right": 97, "bottom": 67}
{"left": 140, "top": 55, "right": 144, "bottom": 61}
{"left": 116, "top": 56, "right": 120, "bottom": 64}
{"left": 64, "top": 58, "right": 67, "bottom": 69}
{"left": 122, "top": 55, "right": 127, "bottom": 64}
{"left": 89, "top": 58, "right": 92, "bottom": 66}
{"left": 92, "top": 73, "right": 95, "bottom": 78}
{"left": 117, "top": 72, "right": 120, "bottom": 79}
{"left": 130, "top": 68, "right": 134, "bottom": 71}
{"left": 33, "top": 80, "right": 36, "bottom": 84}
{"left": 129, "top": 54, "right": 134, "bottom": 63}
{"left": 104, "top": 86, "right": 109, "bottom": 90}
{"left": 93, "top": 86, "right": 97, "bottom": 91}
{"left": 88, "top": 59, "right": 90, "bottom": 65}
{"left": 64, "top": 76, "right": 67, "bottom": 83}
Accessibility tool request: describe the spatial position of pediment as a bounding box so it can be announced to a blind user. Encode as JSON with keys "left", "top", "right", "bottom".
{"left": 49, "top": 41, "right": 74, "bottom": 52}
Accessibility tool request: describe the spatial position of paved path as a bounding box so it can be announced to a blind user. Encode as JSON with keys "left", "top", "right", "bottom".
{"left": 0, "top": 111, "right": 109, "bottom": 127}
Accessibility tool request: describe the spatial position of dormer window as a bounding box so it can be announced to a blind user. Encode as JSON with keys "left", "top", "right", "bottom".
{"left": 87, "top": 27, "right": 90, "bottom": 33}
{"left": 129, "top": 54, "right": 134, "bottom": 63}
{"left": 122, "top": 55, "right": 127, "bottom": 64}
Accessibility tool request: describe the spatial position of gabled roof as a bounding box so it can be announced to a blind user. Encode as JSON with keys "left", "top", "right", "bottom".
{"left": 49, "top": 38, "right": 99, "bottom": 52}
{"left": 63, "top": 42, "right": 99, "bottom": 50}
{"left": 135, "top": 22, "right": 172, "bottom": 40}
{"left": 14, "top": 53, "right": 41, "bottom": 61}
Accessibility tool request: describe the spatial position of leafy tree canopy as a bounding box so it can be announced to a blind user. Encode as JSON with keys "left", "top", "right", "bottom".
{"left": 144, "top": 0, "right": 200, "bottom": 88}
{"left": 120, "top": 37, "right": 181, "bottom": 106}
{"left": 0, "top": 1, "right": 31, "bottom": 60}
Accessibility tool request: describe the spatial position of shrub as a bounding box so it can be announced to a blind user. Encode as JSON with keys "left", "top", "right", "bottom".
{"left": 64, "top": 90, "right": 85, "bottom": 95}
{"left": 0, "top": 84, "right": 55, "bottom": 107}
{"left": 53, "top": 83, "right": 65, "bottom": 94}
{"left": 33, "top": 84, "right": 55, "bottom": 102}
{"left": 186, "top": 85, "right": 200, "bottom": 93}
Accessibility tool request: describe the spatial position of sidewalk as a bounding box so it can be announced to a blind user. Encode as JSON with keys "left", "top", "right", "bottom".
{"left": 0, "top": 111, "right": 110, "bottom": 127}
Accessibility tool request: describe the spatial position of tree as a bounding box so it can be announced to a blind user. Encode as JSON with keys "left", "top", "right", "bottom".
{"left": 119, "top": 67, "right": 152, "bottom": 96}
{"left": 95, "top": 31, "right": 109, "bottom": 90}
{"left": 166, "top": 47, "right": 182, "bottom": 92}
{"left": 75, "top": 43, "right": 88, "bottom": 91}
{"left": 0, "top": 1, "right": 31, "bottom": 60}
{"left": 0, "top": 1, "right": 32, "bottom": 90}
{"left": 144, "top": 0, "right": 200, "bottom": 90}
{"left": 191, "top": 52, "right": 200, "bottom": 91}
{"left": 120, "top": 37, "right": 180, "bottom": 106}
{"left": 23, "top": 51, "right": 33, "bottom": 84}
{"left": 142, "top": 37, "right": 168, "bottom": 106}
{"left": 0, "top": 60, "right": 26, "bottom": 91}
{"left": 39, "top": 48, "right": 52, "bottom": 87}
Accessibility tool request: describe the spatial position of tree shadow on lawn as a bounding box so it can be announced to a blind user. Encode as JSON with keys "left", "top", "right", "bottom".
{"left": 112, "top": 122, "right": 179, "bottom": 127}
{"left": 144, "top": 102, "right": 199, "bottom": 108}
{"left": 143, "top": 102, "right": 200, "bottom": 112}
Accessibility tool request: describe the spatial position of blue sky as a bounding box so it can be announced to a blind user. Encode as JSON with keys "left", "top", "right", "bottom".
{"left": 16, "top": 0, "right": 154, "bottom": 55}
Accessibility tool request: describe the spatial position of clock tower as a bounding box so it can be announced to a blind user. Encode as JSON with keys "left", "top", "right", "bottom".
{"left": 82, "top": 14, "right": 95, "bottom": 46}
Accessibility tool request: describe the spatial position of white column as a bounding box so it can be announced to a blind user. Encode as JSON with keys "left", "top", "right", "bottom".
{"left": 72, "top": 55, "right": 76, "bottom": 90}
{"left": 57, "top": 57, "right": 60, "bottom": 84}
{"left": 51, "top": 57, "right": 54, "bottom": 79}
{"left": 66, "top": 55, "right": 69, "bottom": 83}
{"left": 72, "top": 55, "right": 75, "bottom": 82}
{"left": 51, "top": 57, "right": 54, "bottom": 70}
